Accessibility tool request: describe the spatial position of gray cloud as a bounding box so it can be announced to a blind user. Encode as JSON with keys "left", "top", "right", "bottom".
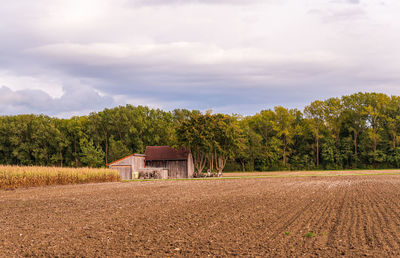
{"left": 0, "top": 0, "right": 399, "bottom": 116}
{"left": 0, "top": 86, "right": 53, "bottom": 114}
{"left": 0, "top": 85, "right": 114, "bottom": 117}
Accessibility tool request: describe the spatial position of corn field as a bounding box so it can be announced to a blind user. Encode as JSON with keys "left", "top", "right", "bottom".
{"left": 0, "top": 165, "right": 120, "bottom": 189}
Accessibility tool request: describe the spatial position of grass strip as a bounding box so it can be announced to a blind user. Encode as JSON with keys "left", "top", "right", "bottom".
{"left": 124, "top": 171, "right": 400, "bottom": 182}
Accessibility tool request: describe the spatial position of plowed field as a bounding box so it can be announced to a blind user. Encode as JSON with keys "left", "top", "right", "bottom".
{"left": 1, "top": 174, "right": 400, "bottom": 256}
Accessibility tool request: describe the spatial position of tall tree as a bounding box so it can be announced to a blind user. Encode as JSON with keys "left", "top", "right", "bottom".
{"left": 80, "top": 137, "right": 105, "bottom": 168}
{"left": 176, "top": 112, "right": 210, "bottom": 176}
{"left": 272, "top": 106, "right": 296, "bottom": 166}
{"left": 362, "top": 93, "right": 389, "bottom": 167}
{"left": 250, "top": 110, "right": 278, "bottom": 168}
{"left": 211, "top": 114, "right": 241, "bottom": 176}
{"left": 342, "top": 93, "right": 366, "bottom": 165}
{"left": 304, "top": 100, "right": 325, "bottom": 167}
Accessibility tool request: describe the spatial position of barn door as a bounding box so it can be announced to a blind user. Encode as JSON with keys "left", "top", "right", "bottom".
{"left": 114, "top": 166, "right": 132, "bottom": 180}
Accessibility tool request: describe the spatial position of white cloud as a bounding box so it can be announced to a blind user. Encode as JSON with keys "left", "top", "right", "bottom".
{"left": 0, "top": 84, "right": 114, "bottom": 117}
{"left": 0, "top": 70, "right": 64, "bottom": 98}
{"left": 0, "top": 0, "right": 400, "bottom": 115}
{"left": 130, "top": 0, "right": 266, "bottom": 6}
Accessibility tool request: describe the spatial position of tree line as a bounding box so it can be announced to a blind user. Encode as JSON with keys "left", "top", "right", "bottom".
{"left": 1, "top": 92, "right": 400, "bottom": 173}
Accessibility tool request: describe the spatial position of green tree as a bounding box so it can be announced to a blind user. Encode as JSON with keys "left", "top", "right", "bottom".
{"left": 342, "top": 93, "right": 367, "bottom": 166}
{"left": 250, "top": 110, "right": 280, "bottom": 169}
{"left": 80, "top": 137, "right": 105, "bottom": 168}
{"left": 108, "top": 137, "right": 131, "bottom": 163}
{"left": 236, "top": 117, "right": 263, "bottom": 171}
{"left": 176, "top": 112, "right": 210, "bottom": 176}
{"left": 362, "top": 93, "right": 389, "bottom": 167}
{"left": 304, "top": 100, "right": 326, "bottom": 167}
{"left": 272, "top": 106, "right": 296, "bottom": 166}
{"left": 211, "top": 114, "right": 241, "bottom": 176}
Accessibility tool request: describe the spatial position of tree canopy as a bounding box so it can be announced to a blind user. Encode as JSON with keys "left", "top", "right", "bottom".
{"left": 2, "top": 92, "right": 400, "bottom": 172}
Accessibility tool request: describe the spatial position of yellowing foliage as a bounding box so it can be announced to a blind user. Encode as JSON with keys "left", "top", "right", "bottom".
{"left": 0, "top": 165, "right": 120, "bottom": 189}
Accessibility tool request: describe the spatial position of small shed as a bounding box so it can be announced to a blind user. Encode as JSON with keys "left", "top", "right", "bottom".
{"left": 145, "top": 146, "right": 194, "bottom": 179}
{"left": 107, "top": 154, "right": 145, "bottom": 180}
{"left": 108, "top": 146, "right": 194, "bottom": 180}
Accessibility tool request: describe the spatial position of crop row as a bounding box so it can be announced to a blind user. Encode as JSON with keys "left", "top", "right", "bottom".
{"left": 0, "top": 165, "right": 120, "bottom": 189}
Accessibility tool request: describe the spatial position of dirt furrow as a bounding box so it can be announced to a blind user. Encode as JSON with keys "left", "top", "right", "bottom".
{"left": 367, "top": 183, "right": 400, "bottom": 253}
{"left": 2, "top": 175, "right": 400, "bottom": 256}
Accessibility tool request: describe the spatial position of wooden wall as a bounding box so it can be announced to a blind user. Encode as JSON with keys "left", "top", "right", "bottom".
{"left": 146, "top": 160, "right": 188, "bottom": 179}
{"left": 131, "top": 156, "right": 145, "bottom": 172}
{"left": 110, "top": 166, "right": 132, "bottom": 180}
{"left": 109, "top": 155, "right": 145, "bottom": 180}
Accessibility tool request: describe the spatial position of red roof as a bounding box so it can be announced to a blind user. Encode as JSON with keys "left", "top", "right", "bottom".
{"left": 145, "top": 146, "right": 189, "bottom": 161}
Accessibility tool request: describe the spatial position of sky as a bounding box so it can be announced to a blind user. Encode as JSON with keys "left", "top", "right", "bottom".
{"left": 1, "top": 0, "right": 400, "bottom": 117}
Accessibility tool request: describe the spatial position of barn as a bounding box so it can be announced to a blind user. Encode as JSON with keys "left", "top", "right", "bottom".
{"left": 145, "top": 146, "right": 194, "bottom": 179}
{"left": 107, "top": 146, "right": 194, "bottom": 180}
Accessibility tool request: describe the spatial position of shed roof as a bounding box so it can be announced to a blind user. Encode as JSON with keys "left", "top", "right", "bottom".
{"left": 107, "top": 153, "right": 146, "bottom": 166}
{"left": 145, "top": 146, "right": 189, "bottom": 161}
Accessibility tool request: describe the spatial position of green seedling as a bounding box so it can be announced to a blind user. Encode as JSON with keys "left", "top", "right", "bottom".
{"left": 304, "top": 231, "right": 316, "bottom": 238}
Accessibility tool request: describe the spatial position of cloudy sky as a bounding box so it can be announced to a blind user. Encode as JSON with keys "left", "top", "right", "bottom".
{"left": 1, "top": 0, "right": 399, "bottom": 116}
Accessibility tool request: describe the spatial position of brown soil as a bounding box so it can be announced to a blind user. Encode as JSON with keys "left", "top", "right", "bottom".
{"left": 1, "top": 175, "right": 400, "bottom": 257}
